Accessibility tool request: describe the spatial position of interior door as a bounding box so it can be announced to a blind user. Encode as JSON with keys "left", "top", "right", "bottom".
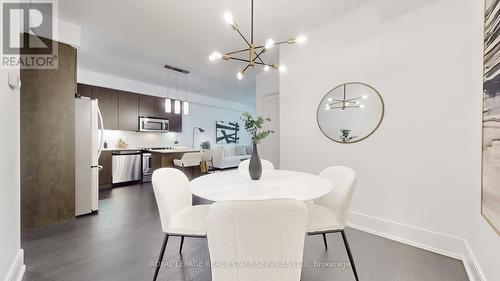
{"left": 260, "top": 93, "right": 280, "bottom": 169}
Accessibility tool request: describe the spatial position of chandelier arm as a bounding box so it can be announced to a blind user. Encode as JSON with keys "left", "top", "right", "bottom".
{"left": 234, "top": 28, "right": 252, "bottom": 48}
{"left": 254, "top": 61, "right": 273, "bottom": 67}
{"left": 227, "top": 56, "right": 252, "bottom": 63}
{"left": 330, "top": 105, "right": 361, "bottom": 110}
{"left": 253, "top": 48, "right": 267, "bottom": 63}
{"left": 226, "top": 48, "right": 251, "bottom": 56}
{"left": 242, "top": 64, "right": 251, "bottom": 73}
{"left": 346, "top": 96, "right": 364, "bottom": 101}
{"left": 327, "top": 101, "right": 344, "bottom": 106}
{"left": 276, "top": 40, "right": 290, "bottom": 45}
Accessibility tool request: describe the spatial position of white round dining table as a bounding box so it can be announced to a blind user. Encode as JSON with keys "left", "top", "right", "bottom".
{"left": 189, "top": 170, "right": 333, "bottom": 202}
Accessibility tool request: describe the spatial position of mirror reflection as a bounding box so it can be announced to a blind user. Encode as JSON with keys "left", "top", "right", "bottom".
{"left": 317, "top": 83, "right": 384, "bottom": 143}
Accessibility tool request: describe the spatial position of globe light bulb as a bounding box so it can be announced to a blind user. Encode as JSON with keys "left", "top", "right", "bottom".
{"left": 209, "top": 51, "right": 223, "bottom": 61}
{"left": 360, "top": 104, "right": 366, "bottom": 109}
{"left": 263, "top": 65, "right": 270, "bottom": 71}
{"left": 265, "top": 38, "right": 275, "bottom": 50}
{"left": 224, "top": 12, "right": 234, "bottom": 26}
{"left": 327, "top": 98, "right": 333, "bottom": 102}
{"left": 362, "top": 94, "right": 368, "bottom": 100}
{"left": 237, "top": 71, "right": 244, "bottom": 80}
{"left": 278, "top": 65, "right": 287, "bottom": 72}
{"left": 295, "top": 35, "right": 307, "bottom": 44}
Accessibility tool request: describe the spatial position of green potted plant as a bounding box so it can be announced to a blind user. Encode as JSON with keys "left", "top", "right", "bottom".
{"left": 200, "top": 141, "right": 211, "bottom": 150}
{"left": 241, "top": 112, "right": 274, "bottom": 180}
{"left": 340, "top": 129, "right": 358, "bottom": 143}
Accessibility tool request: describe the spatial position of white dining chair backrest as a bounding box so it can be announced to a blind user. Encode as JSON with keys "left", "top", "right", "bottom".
{"left": 207, "top": 199, "right": 307, "bottom": 281}
{"left": 237, "top": 159, "right": 274, "bottom": 174}
{"left": 180, "top": 152, "right": 202, "bottom": 167}
{"left": 315, "top": 166, "right": 356, "bottom": 227}
{"left": 152, "top": 168, "right": 192, "bottom": 233}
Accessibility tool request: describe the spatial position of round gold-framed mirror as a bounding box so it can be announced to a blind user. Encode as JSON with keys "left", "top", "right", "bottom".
{"left": 317, "top": 82, "right": 384, "bottom": 144}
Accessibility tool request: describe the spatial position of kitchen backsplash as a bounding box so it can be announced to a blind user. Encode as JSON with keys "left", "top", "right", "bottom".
{"left": 102, "top": 130, "right": 183, "bottom": 149}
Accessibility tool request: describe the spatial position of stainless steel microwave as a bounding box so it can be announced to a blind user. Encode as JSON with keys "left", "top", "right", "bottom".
{"left": 139, "top": 117, "right": 169, "bottom": 132}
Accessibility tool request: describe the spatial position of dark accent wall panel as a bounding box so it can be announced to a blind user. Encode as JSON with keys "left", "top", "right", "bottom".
{"left": 21, "top": 36, "right": 77, "bottom": 230}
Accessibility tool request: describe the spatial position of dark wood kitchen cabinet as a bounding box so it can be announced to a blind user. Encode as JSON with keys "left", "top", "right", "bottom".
{"left": 77, "top": 84, "right": 183, "bottom": 132}
{"left": 93, "top": 86, "right": 118, "bottom": 130}
{"left": 153, "top": 96, "right": 169, "bottom": 119}
{"left": 169, "top": 111, "right": 183, "bottom": 132}
{"left": 118, "top": 91, "right": 139, "bottom": 131}
{"left": 99, "top": 151, "right": 112, "bottom": 189}
{"left": 77, "top": 83, "right": 93, "bottom": 98}
{"left": 139, "top": 95, "right": 155, "bottom": 117}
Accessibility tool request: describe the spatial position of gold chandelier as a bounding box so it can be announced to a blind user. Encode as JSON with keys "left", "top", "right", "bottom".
{"left": 209, "top": 0, "right": 306, "bottom": 80}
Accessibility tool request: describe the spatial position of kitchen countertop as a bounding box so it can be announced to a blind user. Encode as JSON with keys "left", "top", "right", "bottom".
{"left": 102, "top": 147, "right": 143, "bottom": 152}
{"left": 151, "top": 149, "right": 201, "bottom": 154}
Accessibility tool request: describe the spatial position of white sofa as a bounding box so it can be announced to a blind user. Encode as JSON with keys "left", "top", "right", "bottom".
{"left": 212, "top": 145, "right": 251, "bottom": 169}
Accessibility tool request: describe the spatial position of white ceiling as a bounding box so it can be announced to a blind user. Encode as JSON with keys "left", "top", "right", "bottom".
{"left": 59, "top": 0, "right": 369, "bottom": 105}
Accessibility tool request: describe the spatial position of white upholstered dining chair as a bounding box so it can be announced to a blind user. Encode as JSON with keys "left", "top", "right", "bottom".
{"left": 151, "top": 168, "right": 210, "bottom": 281}
{"left": 237, "top": 159, "right": 274, "bottom": 174}
{"left": 306, "top": 166, "right": 359, "bottom": 281}
{"left": 207, "top": 199, "right": 307, "bottom": 281}
{"left": 173, "top": 152, "right": 202, "bottom": 169}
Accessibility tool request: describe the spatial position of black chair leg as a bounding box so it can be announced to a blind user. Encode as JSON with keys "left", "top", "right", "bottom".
{"left": 341, "top": 230, "right": 359, "bottom": 281}
{"left": 179, "top": 236, "right": 185, "bottom": 253}
{"left": 153, "top": 234, "right": 169, "bottom": 281}
{"left": 322, "top": 233, "right": 328, "bottom": 249}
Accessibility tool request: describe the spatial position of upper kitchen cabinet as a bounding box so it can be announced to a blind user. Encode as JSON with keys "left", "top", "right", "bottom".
{"left": 139, "top": 95, "right": 155, "bottom": 117}
{"left": 118, "top": 91, "right": 139, "bottom": 131}
{"left": 153, "top": 96, "right": 169, "bottom": 119}
{"left": 169, "top": 112, "right": 183, "bottom": 132}
{"left": 152, "top": 96, "right": 182, "bottom": 132}
{"left": 93, "top": 86, "right": 118, "bottom": 130}
{"left": 77, "top": 83, "right": 93, "bottom": 98}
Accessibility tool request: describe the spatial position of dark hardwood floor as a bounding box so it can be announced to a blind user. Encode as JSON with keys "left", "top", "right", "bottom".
{"left": 21, "top": 183, "right": 469, "bottom": 281}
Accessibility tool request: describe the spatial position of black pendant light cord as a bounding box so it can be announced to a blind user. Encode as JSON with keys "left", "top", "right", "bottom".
{"left": 251, "top": 0, "right": 254, "bottom": 44}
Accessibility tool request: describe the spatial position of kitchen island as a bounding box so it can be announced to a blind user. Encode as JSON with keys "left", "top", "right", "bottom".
{"left": 150, "top": 149, "right": 202, "bottom": 179}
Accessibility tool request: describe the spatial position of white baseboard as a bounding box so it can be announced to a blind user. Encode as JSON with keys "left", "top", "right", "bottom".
{"left": 463, "top": 241, "right": 485, "bottom": 281}
{"left": 3, "top": 249, "right": 25, "bottom": 281}
{"left": 348, "top": 211, "right": 464, "bottom": 259}
{"left": 348, "top": 211, "right": 488, "bottom": 281}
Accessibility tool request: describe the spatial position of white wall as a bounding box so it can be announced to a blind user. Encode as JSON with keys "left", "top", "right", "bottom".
{"left": 0, "top": 70, "right": 23, "bottom": 280}
{"left": 183, "top": 102, "right": 253, "bottom": 149}
{"left": 79, "top": 69, "right": 254, "bottom": 149}
{"left": 462, "top": 0, "right": 500, "bottom": 280}
{"left": 279, "top": 0, "right": 498, "bottom": 280}
{"left": 0, "top": 9, "right": 79, "bottom": 281}
{"left": 256, "top": 50, "right": 280, "bottom": 167}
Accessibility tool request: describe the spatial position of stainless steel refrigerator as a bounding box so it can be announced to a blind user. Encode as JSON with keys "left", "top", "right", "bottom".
{"left": 75, "top": 97, "right": 104, "bottom": 216}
